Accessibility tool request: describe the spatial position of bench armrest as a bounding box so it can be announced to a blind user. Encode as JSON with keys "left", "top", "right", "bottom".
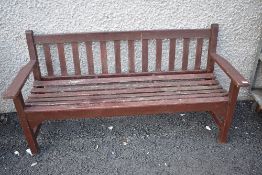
{"left": 210, "top": 53, "right": 249, "bottom": 87}
{"left": 3, "top": 60, "right": 37, "bottom": 99}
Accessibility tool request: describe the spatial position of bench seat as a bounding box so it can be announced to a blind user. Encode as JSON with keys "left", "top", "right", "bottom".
{"left": 24, "top": 73, "right": 228, "bottom": 119}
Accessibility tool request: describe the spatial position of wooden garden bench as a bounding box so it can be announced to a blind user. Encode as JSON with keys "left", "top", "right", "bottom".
{"left": 3, "top": 24, "right": 249, "bottom": 154}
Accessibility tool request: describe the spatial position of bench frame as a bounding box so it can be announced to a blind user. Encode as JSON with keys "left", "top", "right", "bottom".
{"left": 3, "top": 24, "right": 249, "bottom": 154}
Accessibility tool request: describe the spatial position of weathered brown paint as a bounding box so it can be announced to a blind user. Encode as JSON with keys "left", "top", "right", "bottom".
{"left": 195, "top": 38, "right": 204, "bottom": 70}
{"left": 168, "top": 38, "right": 176, "bottom": 71}
{"left": 25, "top": 30, "right": 41, "bottom": 80}
{"left": 57, "top": 43, "right": 68, "bottom": 76}
{"left": 3, "top": 24, "right": 249, "bottom": 154}
{"left": 207, "top": 24, "right": 219, "bottom": 72}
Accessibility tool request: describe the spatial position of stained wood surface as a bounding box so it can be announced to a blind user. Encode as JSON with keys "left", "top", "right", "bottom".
{"left": 142, "top": 39, "right": 148, "bottom": 72}
{"left": 128, "top": 40, "right": 135, "bottom": 73}
{"left": 25, "top": 30, "right": 41, "bottom": 80}
{"left": 43, "top": 44, "right": 54, "bottom": 76}
{"left": 71, "top": 42, "right": 81, "bottom": 75}
{"left": 25, "top": 97, "right": 228, "bottom": 121}
{"left": 41, "top": 70, "right": 208, "bottom": 80}
{"left": 3, "top": 60, "right": 36, "bottom": 99}
{"left": 210, "top": 53, "right": 249, "bottom": 87}
{"left": 155, "top": 39, "right": 162, "bottom": 71}
{"left": 85, "top": 41, "right": 95, "bottom": 75}
{"left": 182, "top": 38, "right": 190, "bottom": 70}
{"left": 168, "top": 38, "right": 176, "bottom": 71}
{"left": 195, "top": 38, "right": 203, "bottom": 70}
{"left": 26, "top": 73, "right": 227, "bottom": 110}
{"left": 34, "top": 29, "right": 211, "bottom": 44}
{"left": 207, "top": 24, "right": 219, "bottom": 72}
{"left": 34, "top": 73, "right": 215, "bottom": 86}
{"left": 6, "top": 24, "right": 248, "bottom": 154}
{"left": 100, "top": 41, "right": 108, "bottom": 74}
{"left": 114, "top": 40, "right": 121, "bottom": 73}
{"left": 57, "top": 43, "right": 67, "bottom": 76}
{"left": 33, "top": 28, "right": 213, "bottom": 77}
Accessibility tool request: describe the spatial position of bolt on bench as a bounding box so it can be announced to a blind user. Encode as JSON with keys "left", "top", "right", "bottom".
{"left": 3, "top": 24, "right": 249, "bottom": 154}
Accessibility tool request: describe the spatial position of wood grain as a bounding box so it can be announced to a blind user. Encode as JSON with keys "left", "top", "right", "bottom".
{"left": 71, "top": 42, "right": 81, "bottom": 75}
{"left": 85, "top": 41, "right": 95, "bottom": 75}
{"left": 43, "top": 44, "right": 54, "bottom": 76}
{"left": 114, "top": 40, "right": 121, "bottom": 73}
{"left": 156, "top": 39, "right": 162, "bottom": 71}
{"left": 100, "top": 41, "right": 108, "bottom": 74}
{"left": 142, "top": 39, "right": 148, "bottom": 72}
{"left": 168, "top": 38, "right": 176, "bottom": 71}
{"left": 182, "top": 38, "right": 190, "bottom": 70}
{"left": 194, "top": 38, "right": 203, "bottom": 70}
{"left": 128, "top": 40, "right": 135, "bottom": 73}
{"left": 57, "top": 43, "right": 67, "bottom": 76}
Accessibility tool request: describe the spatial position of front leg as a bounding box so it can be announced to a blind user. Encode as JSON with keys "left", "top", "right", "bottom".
{"left": 13, "top": 93, "right": 39, "bottom": 155}
{"left": 219, "top": 82, "right": 240, "bottom": 143}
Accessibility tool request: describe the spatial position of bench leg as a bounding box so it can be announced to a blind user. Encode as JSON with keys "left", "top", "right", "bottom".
{"left": 219, "top": 82, "right": 239, "bottom": 143}
{"left": 13, "top": 93, "right": 39, "bottom": 155}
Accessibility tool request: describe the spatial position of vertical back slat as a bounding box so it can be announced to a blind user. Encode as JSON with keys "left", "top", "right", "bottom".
{"left": 25, "top": 30, "right": 41, "bottom": 80}
{"left": 155, "top": 39, "right": 162, "bottom": 71}
{"left": 168, "top": 38, "right": 176, "bottom": 71}
{"left": 182, "top": 38, "right": 190, "bottom": 70}
{"left": 128, "top": 40, "right": 135, "bottom": 73}
{"left": 194, "top": 38, "right": 204, "bottom": 70}
{"left": 85, "top": 41, "right": 95, "bottom": 75}
{"left": 100, "top": 41, "right": 108, "bottom": 74}
{"left": 57, "top": 43, "right": 67, "bottom": 76}
{"left": 142, "top": 39, "right": 148, "bottom": 72}
{"left": 43, "top": 43, "right": 54, "bottom": 76}
{"left": 71, "top": 42, "right": 81, "bottom": 75}
{"left": 114, "top": 40, "right": 121, "bottom": 73}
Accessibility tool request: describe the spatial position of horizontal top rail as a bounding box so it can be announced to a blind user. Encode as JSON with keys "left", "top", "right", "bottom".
{"left": 33, "top": 29, "right": 211, "bottom": 44}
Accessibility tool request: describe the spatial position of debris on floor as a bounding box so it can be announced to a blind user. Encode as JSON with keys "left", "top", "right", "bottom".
{"left": 205, "top": 126, "right": 211, "bottom": 131}
{"left": 122, "top": 137, "right": 130, "bottom": 145}
{"left": 108, "top": 126, "right": 113, "bottom": 130}
{"left": 95, "top": 145, "right": 99, "bottom": 149}
{"left": 180, "top": 114, "right": 186, "bottom": 116}
{"left": 14, "top": 151, "right": 19, "bottom": 156}
{"left": 31, "top": 162, "right": 37, "bottom": 167}
{"left": 26, "top": 149, "right": 33, "bottom": 156}
{"left": 0, "top": 116, "right": 8, "bottom": 125}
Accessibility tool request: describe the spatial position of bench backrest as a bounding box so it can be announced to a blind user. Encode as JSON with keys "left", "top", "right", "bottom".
{"left": 26, "top": 24, "right": 218, "bottom": 80}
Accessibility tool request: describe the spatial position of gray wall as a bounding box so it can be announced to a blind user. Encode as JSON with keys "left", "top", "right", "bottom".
{"left": 0, "top": 0, "right": 261, "bottom": 112}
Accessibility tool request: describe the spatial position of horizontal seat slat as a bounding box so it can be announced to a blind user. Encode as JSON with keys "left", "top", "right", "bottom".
{"left": 29, "top": 85, "right": 222, "bottom": 99}
{"left": 27, "top": 89, "right": 226, "bottom": 103}
{"left": 26, "top": 73, "right": 227, "bottom": 114}
{"left": 25, "top": 92, "right": 227, "bottom": 107}
{"left": 31, "top": 80, "right": 218, "bottom": 93}
{"left": 34, "top": 73, "right": 214, "bottom": 87}
{"left": 25, "top": 97, "right": 228, "bottom": 114}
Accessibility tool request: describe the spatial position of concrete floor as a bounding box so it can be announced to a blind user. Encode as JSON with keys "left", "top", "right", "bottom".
{"left": 0, "top": 101, "right": 261, "bottom": 175}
